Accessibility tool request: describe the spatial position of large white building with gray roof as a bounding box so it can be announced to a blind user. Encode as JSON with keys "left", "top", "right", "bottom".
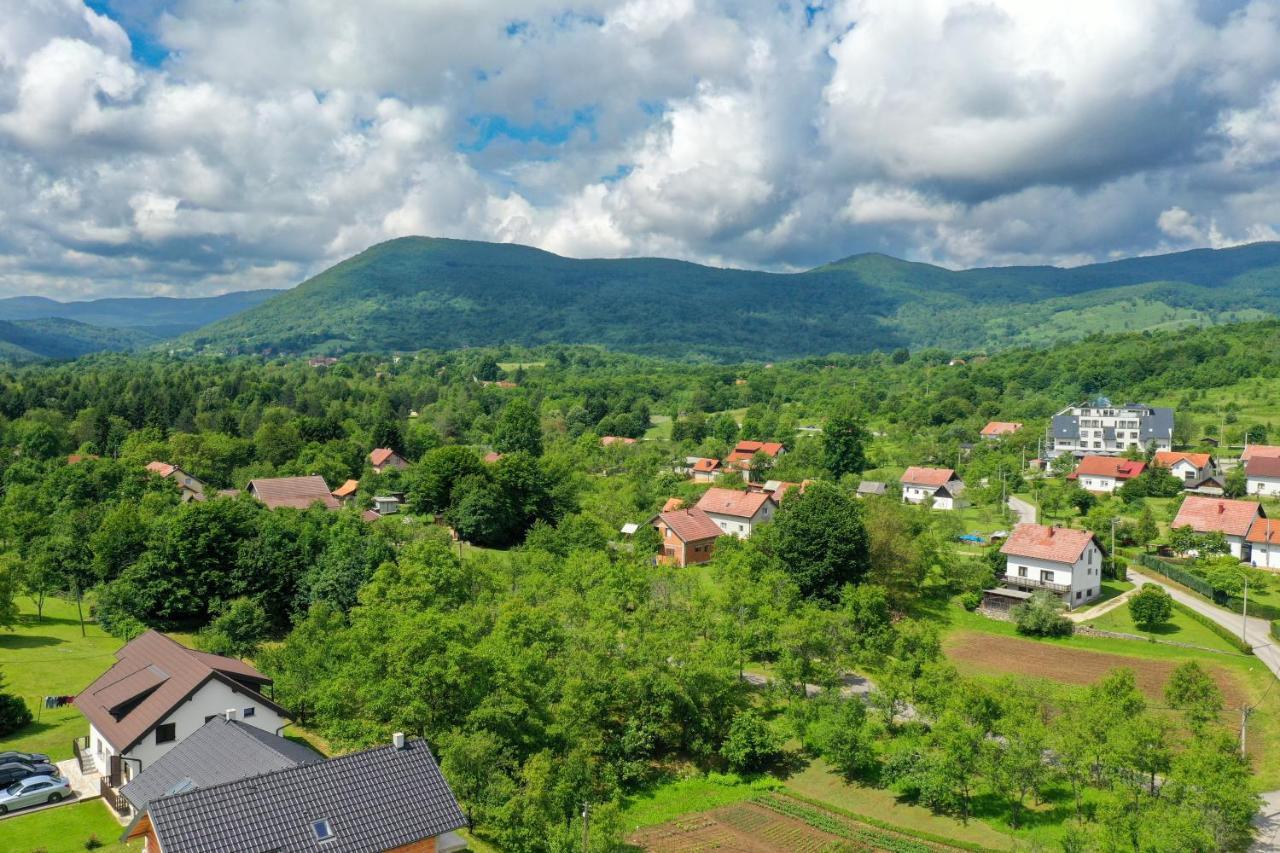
{"left": 1046, "top": 399, "right": 1174, "bottom": 459}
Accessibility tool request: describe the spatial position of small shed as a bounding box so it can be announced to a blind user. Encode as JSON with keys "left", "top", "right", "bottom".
{"left": 981, "top": 587, "right": 1032, "bottom": 613}
{"left": 856, "top": 481, "right": 887, "bottom": 497}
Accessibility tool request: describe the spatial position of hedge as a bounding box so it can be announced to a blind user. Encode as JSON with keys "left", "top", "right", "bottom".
{"left": 1170, "top": 601, "right": 1252, "bottom": 655}
{"left": 1272, "top": 620, "right": 1280, "bottom": 643}
{"left": 1136, "top": 555, "right": 1280, "bottom": 620}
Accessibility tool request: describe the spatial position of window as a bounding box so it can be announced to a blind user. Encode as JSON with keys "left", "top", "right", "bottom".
{"left": 1075, "top": 591, "right": 1082, "bottom": 600}
{"left": 155, "top": 723, "right": 176, "bottom": 744}
{"left": 243, "top": 707, "right": 255, "bottom": 718}
{"left": 313, "top": 820, "right": 335, "bottom": 841}
{"left": 1017, "top": 565, "right": 1027, "bottom": 578}
{"left": 1040, "top": 570, "right": 1054, "bottom": 583}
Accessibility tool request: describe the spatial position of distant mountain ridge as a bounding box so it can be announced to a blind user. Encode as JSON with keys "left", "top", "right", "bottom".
{"left": 0, "top": 290, "right": 281, "bottom": 361}
{"left": 182, "top": 237, "right": 1280, "bottom": 361}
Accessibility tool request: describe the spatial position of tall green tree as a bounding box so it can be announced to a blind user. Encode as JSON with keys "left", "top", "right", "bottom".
{"left": 822, "top": 408, "right": 868, "bottom": 479}
{"left": 493, "top": 398, "right": 543, "bottom": 457}
{"left": 767, "top": 481, "right": 870, "bottom": 600}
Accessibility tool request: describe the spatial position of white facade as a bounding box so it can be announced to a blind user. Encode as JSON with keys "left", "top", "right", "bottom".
{"left": 1003, "top": 540, "right": 1104, "bottom": 609}
{"left": 702, "top": 503, "right": 773, "bottom": 538}
{"left": 1077, "top": 474, "right": 1121, "bottom": 494}
{"left": 1250, "top": 540, "right": 1280, "bottom": 569}
{"left": 91, "top": 678, "right": 287, "bottom": 780}
{"left": 902, "top": 481, "right": 962, "bottom": 510}
{"left": 1248, "top": 475, "right": 1280, "bottom": 498}
{"left": 1047, "top": 402, "right": 1173, "bottom": 458}
{"left": 1165, "top": 458, "right": 1214, "bottom": 483}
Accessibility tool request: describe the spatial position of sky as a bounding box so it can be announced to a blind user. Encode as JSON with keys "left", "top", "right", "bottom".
{"left": 2, "top": 0, "right": 1280, "bottom": 299}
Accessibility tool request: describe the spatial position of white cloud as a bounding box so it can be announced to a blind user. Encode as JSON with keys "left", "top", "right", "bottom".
{"left": 0, "top": 0, "right": 1278, "bottom": 297}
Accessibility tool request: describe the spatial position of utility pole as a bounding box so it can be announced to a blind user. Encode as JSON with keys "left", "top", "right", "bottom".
{"left": 1241, "top": 704, "right": 1254, "bottom": 758}
{"left": 581, "top": 803, "right": 590, "bottom": 851}
{"left": 1243, "top": 577, "right": 1250, "bottom": 647}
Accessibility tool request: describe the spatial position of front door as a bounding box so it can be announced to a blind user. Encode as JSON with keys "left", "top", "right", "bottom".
{"left": 108, "top": 754, "right": 122, "bottom": 787}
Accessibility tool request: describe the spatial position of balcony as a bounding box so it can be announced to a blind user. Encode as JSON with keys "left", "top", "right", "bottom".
{"left": 1004, "top": 574, "right": 1071, "bottom": 594}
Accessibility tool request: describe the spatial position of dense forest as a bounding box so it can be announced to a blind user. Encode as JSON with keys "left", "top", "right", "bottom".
{"left": 0, "top": 319, "right": 1277, "bottom": 849}
{"left": 183, "top": 236, "right": 1280, "bottom": 360}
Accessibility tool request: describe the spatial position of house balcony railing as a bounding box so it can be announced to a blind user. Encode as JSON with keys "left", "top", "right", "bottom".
{"left": 100, "top": 777, "right": 130, "bottom": 816}
{"left": 1004, "top": 575, "right": 1071, "bottom": 594}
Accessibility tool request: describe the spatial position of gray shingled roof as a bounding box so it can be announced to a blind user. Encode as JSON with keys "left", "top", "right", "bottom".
{"left": 120, "top": 717, "right": 321, "bottom": 812}
{"left": 142, "top": 738, "right": 466, "bottom": 853}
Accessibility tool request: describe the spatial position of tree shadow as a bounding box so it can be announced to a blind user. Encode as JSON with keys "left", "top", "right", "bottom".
{"left": 0, "top": 634, "right": 63, "bottom": 650}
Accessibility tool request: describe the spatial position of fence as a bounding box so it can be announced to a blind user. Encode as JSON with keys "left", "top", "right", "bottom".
{"left": 1135, "top": 554, "right": 1280, "bottom": 620}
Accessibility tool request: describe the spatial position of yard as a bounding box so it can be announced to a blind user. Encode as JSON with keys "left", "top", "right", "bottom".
{"left": 0, "top": 800, "right": 136, "bottom": 853}
{"left": 1084, "top": 594, "right": 1246, "bottom": 652}
{"left": 0, "top": 598, "right": 123, "bottom": 760}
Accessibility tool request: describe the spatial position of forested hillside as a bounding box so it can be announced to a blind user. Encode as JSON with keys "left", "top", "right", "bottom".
{"left": 184, "top": 236, "right": 1280, "bottom": 360}
{"left": 1, "top": 319, "right": 1277, "bottom": 850}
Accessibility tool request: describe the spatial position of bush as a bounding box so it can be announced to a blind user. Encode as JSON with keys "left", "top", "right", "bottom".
{"left": 720, "top": 710, "right": 782, "bottom": 773}
{"left": 84, "top": 836, "right": 102, "bottom": 851}
{"left": 197, "top": 597, "right": 270, "bottom": 659}
{"left": 0, "top": 692, "right": 32, "bottom": 737}
{"left": 1011, "top": 591, "right": 1073, "bottom": 637}
{"left": 959, "top": 590, "right": 981, "bottom": 611}
{"left": 1128, "top": 584, "right": 1173, "bottom": 631}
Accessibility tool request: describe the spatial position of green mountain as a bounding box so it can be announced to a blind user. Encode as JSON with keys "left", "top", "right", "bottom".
{"left": 0, "top": 318, "right": 159, "bottom": 362}
{"left": 177, "top": 237, "right": 1280, "bottom": 360}
{"left": 0, "top": 290, "right": 280, "bottom": 337}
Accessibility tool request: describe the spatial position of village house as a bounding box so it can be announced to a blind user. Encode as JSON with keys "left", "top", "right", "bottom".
{"left": 145, "top": 461, "right": 206, "bottom": 502}
{"left": 1247, "top": 517, "right": 1280, "bottom": 570}
{"left": 1046, "top": 399, "right": 1173, "bottom": 459}
{"left": 996, "top": 524, "right": 1106, "bottom": 609}
{"left": 694, "top": 487, "right": 777, "bottom": 538}
{"left": 331, "top": 478, "right": 359, "bottom": 504}
{"left": 650, "top": 506, "right": 722, "bottom": 567}
{"left": 1246, "top": 455, "right": 1280, "bottom": 497}
{"left": 600, "top": 435, "right": 637, "bottom": 447}
{"left": 124, "top": 734, "right": 467, "bottom": 853}
{"left": 856, "top": 481, "right": 887, "bottom": 498}
{"left": 980, "top": 421, "right": 1023, "bottom": 439}
{"left": 247, "top": 476, "right": 341, "bottom": 510}
{"left": 74, "top": 632, "right": 290, "bottom": 811}
{"left": 1171, "top": 495, "right": 1265, "bottom": 560}
{"left": 686, "top": 457, "right": 722, "bottom": 483}
{"left": 899, "top": 467, "right": 963, "bottom": 510}
{"left": 1152, "top": 451, "right": 1219, "bottom": 486}
{"left": 724, "top": 440, "right": 786, "bottom": 478}
{"left": 369, "top": 447, "right": 408, "bottom": 474}
{"left": 1241, "top": 444, "right": 1280, "bottom": 463}
{"left": 1067, "top": 456, "right": 1146, "bottom": 494}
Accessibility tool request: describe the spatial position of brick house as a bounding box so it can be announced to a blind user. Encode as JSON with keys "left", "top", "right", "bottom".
{"left": 650, "top": 507, "right": 723, "bottom": 567}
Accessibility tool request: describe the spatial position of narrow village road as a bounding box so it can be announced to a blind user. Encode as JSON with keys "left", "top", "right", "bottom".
{"left": 1007, "top": 495, "right": 1036, "bottom": 526}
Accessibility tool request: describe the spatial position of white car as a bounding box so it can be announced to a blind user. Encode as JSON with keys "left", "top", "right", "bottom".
{"left": 0, "top": 774, "right": 71, "bottom": 814}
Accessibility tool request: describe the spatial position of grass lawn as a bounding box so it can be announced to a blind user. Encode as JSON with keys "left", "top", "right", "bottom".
{"left": 644, "top": 414, "right": 672, "bottom": 441}
{"left": 620, "top": 772, "right": 780, "bottom": 832}
{"left": 0, "top": 800, "right": 137, "bottom": 853}
{"left": 0, "top": 598, "right": 123, "bottom": 761}
{"left": 1084, "top": 596, "right": 1243, "bottom": 653}
{"left": 954, "top": 502, "right": 1016, "bottom": 537}
{"left": 783, "top": 758, "right": 1014, "bottom": 850}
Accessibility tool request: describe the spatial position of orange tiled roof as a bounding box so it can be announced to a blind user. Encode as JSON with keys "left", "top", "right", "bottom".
{"left": 146, "top": 460, "right": 178, "bottom": 477}
{"left": 1247, "top": 456, "right": 1280, "bottom": 478}
{"left": 980, "top": 421, "right": 1022, "bottom": 436}
{"left": 1069, "top": 456, "right": 1145, "bottom": 480}
{"left": 1247, "top": 517, "right": 1280, "bottom": 545}
{"left": 369, "top": 448, "right": 397, "bottom": 466}
{"left": 900, "top": 466, "right": 956, "bottom": 488}
{"left": 1242, "top": 445, "right": 1280, "bottom": 462}
{"left": 1000, "top": 524, "right": 1099, "bottom": 564}
{"left": 1172, "top": 495, "right": 1262, "bottom": 537}
{"left": 332, "top": 479, "right": 359, "bottom": 498}
{"left": 1153, "top": 451, "right": 1212, "bottom": 469}
{"left": 661, "top": 497, "right": 685, "bottom": 512}
{"left": 653, "top": 507, "right": 722, "bottom": 542}
{"left": 695, "top": 487, "right": 774, "bottom": 519}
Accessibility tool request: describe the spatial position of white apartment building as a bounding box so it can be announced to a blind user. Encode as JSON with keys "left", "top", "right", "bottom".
{"left": 1046, "top": 398, "right": 1173, "bottom": 459}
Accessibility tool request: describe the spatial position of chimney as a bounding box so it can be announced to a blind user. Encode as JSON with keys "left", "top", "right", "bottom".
{"left": 1219, "top": 503, "right": 1226, "bottom": 514}
{"left": 393, "top": 732, "right": 406, "bottom": 750}
{"left": 1048, "top": 527, "right": 1055, "bottom": 537}
{"left": 224, "top": 708, "right": 237, "bottom": 721}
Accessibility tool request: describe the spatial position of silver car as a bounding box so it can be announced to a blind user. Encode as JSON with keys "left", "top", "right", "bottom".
{"left": 0, "top": 774, "right": 71, "bottom": 814}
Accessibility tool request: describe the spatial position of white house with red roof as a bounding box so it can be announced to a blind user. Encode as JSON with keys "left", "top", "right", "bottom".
{"left": 1171, "top": 495, "right": 1265, "bottom": 560}
{"left": 1247, "top": 517, "right": 1280, "bottom": 569}
{"left": 899, "top": 467, "right": 964, "bottom": 510}
{"left": 1246, "top": 456, "right": 1280, "bottom": 498}
{"left": 694, "top": 487, "right": 777, "bottom": 538}
{"left": 684, "top": 457, "right": 722, "bottom": 483}
{"left": 1241, "top": 445, "right": 1280, "bottom": 463}
{"left": 1067, "top": 456, "right": 1146, "bottom": 493}
{"left": 1152, "top": 451, "right": 1218, "bottom": 487}
{"left": 999, "top": 523, "right": 1106, "bottom": 608}
{"left": 145, "top": 461, "right": 206, "bottom": 502}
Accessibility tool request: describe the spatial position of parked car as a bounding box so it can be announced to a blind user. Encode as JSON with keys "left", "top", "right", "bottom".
{"left": 0, "top": 751, "right": 49, "bottom": 764}
{"left": 0, "top": 761, "right": 59, "bottom": 785}
{"left": 0, "top": 774, "right": 71, "bottom": 814}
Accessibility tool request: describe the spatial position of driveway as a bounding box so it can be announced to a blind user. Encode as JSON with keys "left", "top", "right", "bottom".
{"left": 1007, "top": 495, "right": 1036, "bottom": 526}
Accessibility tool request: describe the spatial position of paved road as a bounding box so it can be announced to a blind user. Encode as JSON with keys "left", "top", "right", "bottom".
{"left": 1257, "top": 791, "right": 1280, "bottom": 851}
{"left": 1007, "top": 495, "right": 1036, "bottom": 526}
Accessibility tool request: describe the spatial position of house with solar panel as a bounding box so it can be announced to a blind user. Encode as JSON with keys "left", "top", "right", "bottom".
{"left": 73, "top": 631, "right": 290, "bottom": 811}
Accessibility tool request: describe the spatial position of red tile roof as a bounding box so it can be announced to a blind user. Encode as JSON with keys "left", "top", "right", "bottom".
{"left": 725, "top": 441, "right": 785, "bottom": 463}
{"left": 653, "top": 507, "right": 723, "bottom": 542}
{"left": 695, "top": 487, "right": 775, "bottom": 519}
{"left": 247, "top": 476, "right": 341, "bottom": 510}
{"left": 691, "top": 458, "right": 720, "bottom": 473}
{"left": 981, "top": 421, "right": 1023, "bottom": 436}
{"left": 146, "top": 461, "right": 178, "bottom": 477}
{"left": 1153, "top": 451, "right": 1212, "bottom": 470}
{"left": 75, "top": 631, "right": 282, "bottom": 754}
{"left": 1247, "top": 456, "right": 1280, "bottom": 478}
{"left": 482, "top": 451, "right": 503, "bottom": 464}
{"left": 369, "top": 448, "right": 405, "bottom": 467}
{"left": 1069, "top": 456, "right": 1146, "bottom": 480}
{"left": 1247, "top": 517, "right": 1280, "bottom": 545}
{"left": 361, "top": 509, "right": 382, "bottom": 523}
{"left": 332, "top": 479, "right": 359, "bottom": 498}
{"left": 1242, "top": 445, "right": 1280, "bottom": 462}
{"left": 770, "top": 482, "right": 803, "bottom": 502}
{"left": 1000, "top": 524, "right": 1100, "bottom": 564}
{"left": 900, "top": 466, "right": 957, "bottom": 488}
{"left": 600, "top": 436, "right": 637, "bottom": 446}
{"left": 1171, "top": 495, "right": 1262, "bottom": 537}
{"left": 661, "top": 497, "right": 685, "bottom": 512}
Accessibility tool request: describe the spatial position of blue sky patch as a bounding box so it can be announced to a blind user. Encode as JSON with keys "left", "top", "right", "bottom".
{"left": 84, "top": 0, "right": 170, "bottom": 67}
{"left": 461, "top": 107, "right": 598, "bottom": 151}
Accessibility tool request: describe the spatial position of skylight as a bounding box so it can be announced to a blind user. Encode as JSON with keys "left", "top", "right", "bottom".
{"left": 312, "top": 820, "right": 335, "bottom": 842}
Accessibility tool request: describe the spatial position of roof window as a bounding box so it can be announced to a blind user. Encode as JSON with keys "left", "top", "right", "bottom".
{"left": 313, "top": 820, "right": 335, "bottom": 842}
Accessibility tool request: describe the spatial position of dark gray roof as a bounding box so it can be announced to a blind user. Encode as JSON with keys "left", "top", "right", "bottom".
{"left": 1140, "top": 407, "right": 1174, "bottom": 441}
{"left": 120, "top": 717, "right": 321, "bottom": 811}
{"left": 856, "top": 481, "right": 887, "bottom": 495}
{"left": 1051, "top": 413, "right": 1078, "bottom": 439}
{"left": 142, "top": 738, "right": 466, "bottom": 853}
